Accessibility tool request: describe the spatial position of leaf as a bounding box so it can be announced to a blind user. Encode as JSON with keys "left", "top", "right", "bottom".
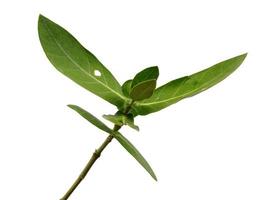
{"left": 38, "top": 15, "right": 127, "bottom": 108}
{"left": 131, "top": 66, "right": 159, "bottom": 88}
{"left": 113, "top": 132, "right": 157, "bottom": 181}
{"left": 103, "top": 112, "right": 139, "bottom": 131}
{"left": 125, "top": 118, "right": 140, "bottom": 131}
{"left": 122, "top": 80, "right": 132, "bottom": 97}
{"left": 130, "top": 66, "right": 159, "bottom": 101}
{"left": 130, "top": 80, "right": 157, "bottom": 101}
{"left": 131, "top": 53, "right": 247, "bottom": 115}
{"left": 68, "top": 104, "right": 112, "bottom": 133}
{"left": 103, "top": 114, "right": 124, "bottom": 126}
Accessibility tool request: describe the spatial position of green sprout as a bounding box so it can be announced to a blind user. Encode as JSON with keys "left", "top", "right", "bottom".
{"left": 38, "top": 14, "right": 247, "bottom": 200}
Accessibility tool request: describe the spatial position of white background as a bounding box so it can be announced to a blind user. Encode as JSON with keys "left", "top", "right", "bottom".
{"left": 0, "top": 0, "right": 266, "bottom": 199}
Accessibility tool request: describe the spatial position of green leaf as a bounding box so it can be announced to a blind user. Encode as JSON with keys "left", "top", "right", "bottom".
{"left": 103, "top": 112, "right": 139, "bottom": 131}
{"left": 122, "top": 80, "right": 132, "bottom": 97}
{"left": 103, "top": 114, "right": 124, "bottom": 126}
{"left": 68, "top": 104, "right": 112, "bottom": 133}
{"left": 132, "top": 53, "right": 247, "bottom": 115}
{"left": 130, "top": 66, "right": 159, "bottom": 101}
{"left": 130, "top": 80, "right": 157, "bottom": 101}
{"left": 125, "top": 117, "right": 140, "bottom": 131}
{"left": 113, "top": 132, "right": 157, "bottom": 181}
{"left": 131, "top": 66, "right": 159, "bottom": 88}
{"left": 38, "top": 15, "right": 127, "bottom": 108}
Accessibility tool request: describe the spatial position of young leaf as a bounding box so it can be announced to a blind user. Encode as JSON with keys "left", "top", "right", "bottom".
{"left": 103, "top": 114, "right": 124, "bottom": 126}
{"left": 122, "top": 80, "right": 132, "bottom": 97}
{"left": 68, "top": 104, "right": 112, "bottom": 134}
{"left": 38, "top": 15, "right": 127, "bottom": 108}
{"left": 124, "top": 117, "right": 140, "bottom": 131}
{"left": 113, "top": 132, "right": 157, "bottom": 181}
{"left": 131, "top": 66, "right": 159, "bottom": 88}
{"left": 103, "top": 113, "right": 139, "bottom": 131}
{"left": 130, "top": 80, "right": 157, "bottom": 101}
{"left": 131, "top": 53, "right": 247, "bottom": 115}
{"left": 130, "top": 66, "right": 159, "bottom": 101}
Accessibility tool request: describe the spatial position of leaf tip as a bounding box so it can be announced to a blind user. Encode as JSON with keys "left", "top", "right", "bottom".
{"left": 102, "top": 114, "right": 108, "bottom": 119}
{"left": 38, "top": 14, "right": 44, "bottom": 19}
{"left": 67, "top": 104, "right": 75, "bottom": 109}
{"left": 150, "top": 66, "right": 159, "bottom": 78}
{"left": 153, "top": 174, "right": 158, "bottom": 181}
{"left": 231, "top": 52, "right": 248, "bottom": 68}
{"left": 38, "top": 14, "right": 47, "bottom": 25}
{"left": 151, "top": 65, "right": 159, "bottom": 71}
{"left": 236, "top": 52, "right": 248, "bottom": 63}
{"left": 240, "top": 52, "right": 248, "bottom": 59}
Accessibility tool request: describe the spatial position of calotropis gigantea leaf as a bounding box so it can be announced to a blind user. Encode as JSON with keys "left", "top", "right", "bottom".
{"left": 103, "top": 114, "right": 124, "bottom": 126}
{"left": 130, "top": 66, "right": 159, "bottom": 101}
{"left": 113, "top": 132, "right": 157, "bottom": 181}
{"left": 122, "top": 79, "right": 133, "bottom": 97}
{"left": 68, "top": 104, "right": 112, "bottom": 133}
{"left": 67, "top": 105, "right": 155, "bottom": 180}
{"left": 130, "top": 80, "right": 157, "bottom": 101}
{"left": 131, "top": 53, "right": 247, "bottom": 116}
{"left": 103, "top": 113, "right": 139, "bottom": 131}
{"left": 131, "top": 66, "right": 159, "bottom": 88}
{"left": 124, "top": 117, "right": 140, "bottom": 131}
{"left": 38, "top": 15, "right": 128, "bottom": 108}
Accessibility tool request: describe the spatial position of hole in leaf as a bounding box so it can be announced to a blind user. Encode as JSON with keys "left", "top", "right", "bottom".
{"left": 94, "top": 70, "right": 101, "bottom": 77}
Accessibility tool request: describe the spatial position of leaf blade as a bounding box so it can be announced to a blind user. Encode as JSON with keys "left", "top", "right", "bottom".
{"left": 38, "top": 15, "right": 127, "bottom": 108}
{"left": 103, "top": 113, "right": 139, "bottom": 131}
{"left": 132, "top": 53, "right": 247, "bottom": 115}
{"left": 103, "top": 114, "right": 124, "bottom": 126}
{"left": 130, "top": 66, "right": 159, "bottom": 101}
{"left": 114, "top": 132, "right": 157, "bottom": 181}
{"left": 68, "top": 104, "right": 112, "bottom": 133}
{"left": 130, "top": 80, "right": 157, "bottom": 101}
{"left": 131, "top": 66, "right": 159, "bottom": 88}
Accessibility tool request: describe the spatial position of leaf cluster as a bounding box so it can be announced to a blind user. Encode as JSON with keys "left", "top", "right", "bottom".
{"left": 38, "top": 14, "right": 247, "bottom": 181}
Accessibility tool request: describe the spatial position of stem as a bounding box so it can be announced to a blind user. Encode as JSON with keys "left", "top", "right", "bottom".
{"left": 60, "top": 125, "right": 121, "bottom": 200}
